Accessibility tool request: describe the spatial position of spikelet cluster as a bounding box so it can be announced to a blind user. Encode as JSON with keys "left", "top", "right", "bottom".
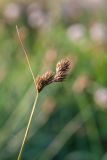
{"left": 36, "top": 58, "right": 72, "bottom": 92}
{"left": 36, "top": 71, "right": 54, "bottom": 92}
{"left": 54, "top": 58, "right": 71, "bottom": 82}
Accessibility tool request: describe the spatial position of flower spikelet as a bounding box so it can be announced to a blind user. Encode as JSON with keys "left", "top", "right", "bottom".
{"left": 36, "top": 71, "right": 54, "bottom": 92}
{"left": 54, "top": 58, "right": 71, "bottom": 82}
{"left": 56, "top": 58, "right": 71, "bottom": 73}
{"left": 36, "top": 58, "right": 72, "bottom": 92}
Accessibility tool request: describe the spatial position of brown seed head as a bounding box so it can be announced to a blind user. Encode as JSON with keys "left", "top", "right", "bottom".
{"left": 36, "top": 58, "right": 72, "bottom": 92}
{"left": 36, "top": 71, "right": 54, "bottom": 92}
{"left": 56, "top": 58, "right": 71, "bottom": 73}
{"left": 54, "top": 58, "right": 72, "bottom": 82}
{"left": 42, "top": 71, "right": 55, "bottom": 86}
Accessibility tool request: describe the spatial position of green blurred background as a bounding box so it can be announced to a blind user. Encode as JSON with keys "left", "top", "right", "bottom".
{"left": 0, "top": 0, "right": 107, "bottom": 160}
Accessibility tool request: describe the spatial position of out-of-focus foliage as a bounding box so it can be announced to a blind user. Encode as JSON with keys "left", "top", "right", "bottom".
{"left": 0, "top": 0, "right": 107, "bottom": 160}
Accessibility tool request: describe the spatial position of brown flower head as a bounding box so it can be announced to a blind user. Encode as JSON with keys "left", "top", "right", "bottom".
{"left": 36, "top": 58, "right": 72, "bottom": 92}
{"left": 56, "top": 58, "right": 71, "bottom": 73}
{"left": 36, "top": 71, "right": 54, "bottom": 92}
{"left": 54, "top": 58, "right": 71, "bottom": 82}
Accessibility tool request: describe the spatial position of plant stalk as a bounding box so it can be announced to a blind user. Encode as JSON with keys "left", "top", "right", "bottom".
{"left": 16, "top": 25, "right": 39, "bottom": 160}
{"left": 17, "top": 92, "right": 39, "bottom": 160}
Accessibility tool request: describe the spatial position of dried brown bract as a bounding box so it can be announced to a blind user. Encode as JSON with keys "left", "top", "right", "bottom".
{"left": 36, "top": 71, "right": 54, "bottom": 92}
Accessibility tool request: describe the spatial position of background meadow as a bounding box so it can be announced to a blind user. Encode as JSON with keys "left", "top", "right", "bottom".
{"left": 0, "top": 0, "right": 107, "bottom": 160}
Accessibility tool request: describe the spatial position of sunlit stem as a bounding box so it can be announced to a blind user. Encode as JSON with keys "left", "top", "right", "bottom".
{"left": 16, "top": 25, "right": 36, "bottom": 90}
{"left": 17, "top": 92, "right": 39, "bottom": 160}
{"left": 16, "top": 25, "right": 39, "bottom": 160}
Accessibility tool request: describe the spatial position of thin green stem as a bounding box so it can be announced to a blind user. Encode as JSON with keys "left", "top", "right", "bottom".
{"left": 16, "top": 25, "right": 36, "bottom": 90}
{"left": 17, "top": 91, "right": 39, "bottom": 160}
{"left": 16, "top": 25, "right": 39, "bottom": 160}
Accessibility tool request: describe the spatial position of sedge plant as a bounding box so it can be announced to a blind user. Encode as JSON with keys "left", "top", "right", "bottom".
{"left": 16, "top": 25, "right": 72, "bottom": 160}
